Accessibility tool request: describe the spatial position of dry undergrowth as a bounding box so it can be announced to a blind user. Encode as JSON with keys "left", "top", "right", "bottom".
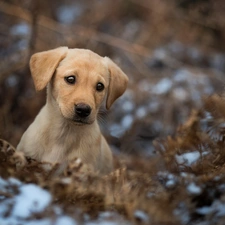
{"left": 1, "top": 95, "right": 225, "bottom": 224}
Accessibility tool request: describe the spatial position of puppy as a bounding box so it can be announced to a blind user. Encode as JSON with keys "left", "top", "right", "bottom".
{"left": 17, "top": 47, "right": 128, "bottom": 175}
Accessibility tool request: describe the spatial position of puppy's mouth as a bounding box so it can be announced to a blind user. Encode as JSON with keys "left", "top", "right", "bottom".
{"left": 72, "top": 117, "right": 93, "bottom": 125}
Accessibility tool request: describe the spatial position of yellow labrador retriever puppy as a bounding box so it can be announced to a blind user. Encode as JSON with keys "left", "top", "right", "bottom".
{"left": 17, "top": 47, "right": 128, "bottom": 175}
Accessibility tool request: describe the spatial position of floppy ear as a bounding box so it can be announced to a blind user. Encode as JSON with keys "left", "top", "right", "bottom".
{"left": 30, "top": 47, "right": 68, "bottom": 91}
{"left": 104, "top": 57, "right": 128, "bottom": 109}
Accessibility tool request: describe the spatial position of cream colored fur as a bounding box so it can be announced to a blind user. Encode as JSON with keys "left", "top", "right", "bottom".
{"left": 17, "top": 47, "right": 128, "bottom": 175}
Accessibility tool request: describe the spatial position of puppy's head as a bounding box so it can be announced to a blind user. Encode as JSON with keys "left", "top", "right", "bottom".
{"left": 30, "top": 47, "right": 128, "bottom": 125}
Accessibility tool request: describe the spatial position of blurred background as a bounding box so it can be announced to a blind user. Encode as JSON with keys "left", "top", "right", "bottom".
{"left": 1, "top": 0, "right": 225, "bottom": 157}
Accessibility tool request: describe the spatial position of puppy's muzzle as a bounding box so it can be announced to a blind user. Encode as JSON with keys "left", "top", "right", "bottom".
{"left": 75, "top": 103, "right": 92, "bottom": 118}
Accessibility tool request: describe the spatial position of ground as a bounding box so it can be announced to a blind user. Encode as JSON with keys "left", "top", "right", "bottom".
{"left": 1, "top": 0, "right": 225, "bottom": 224}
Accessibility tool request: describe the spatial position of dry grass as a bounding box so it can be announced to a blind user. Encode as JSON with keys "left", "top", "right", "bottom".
{"left": 1, "top": 0, "right": 225, "bottom": 224}
{"left": 1, "top": 95, "right": 225, "bottom": 224}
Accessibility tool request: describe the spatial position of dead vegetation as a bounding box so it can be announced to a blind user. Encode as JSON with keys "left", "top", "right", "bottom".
{"left": 1, "top": 0, "right": 225, "bottom": 224}
{"left": 2, "top": 95, "right": 225, "bottom": 224}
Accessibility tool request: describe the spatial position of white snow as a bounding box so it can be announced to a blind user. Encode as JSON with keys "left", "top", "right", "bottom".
{"left": 173, "top": 202, "right": 190, "bottom": 224}
{"left": 10, "top": 22, "right": 30, "bottom": 36}
{"left": 12, "top": 184, "right": 52, "bottom": 218}
{"left": 173, "top": 69, "right": 191, "bottom": 83}
{"left": 8, "top": 178, "right": 22, "bottom": 186}
{"left": 152, "top": 78, "right": 173, "bottom": 95}
{"left": 0, "top": 177, "right": 80, "bottom": 225}
{"left": 55, "top": 216, "right": 77, "bottom": 225}
{"left": 134, "top": 210, "right": 149, "bottom": 223}
{"left": 5, "top": 75, "right": 19, "bottom": 88}
{"left": 99, "top": 212, "right": 115, "bottom": 219}
{"left": 121, "top": 114, "right": 133, "bottom": 129}
{"left": 148, "top": 100, "right": 159, "bottom": 112}
{"left": 0, "top": 178, "right": 54, "bottom": 224}
{"left": 196, "top": 206, "right": 212, "bottom": 215}
{"left": 187, "top": 182, "right": 202, "bottom": 195}
{"left": 0, "top": 177, "right": 130, "bottom": 225}
{"left": 0, "top": 218, "right": 52, "bottom": 225}
{"left": 165, "top": 174, "right": 177, "bottom": 189}
{"left": 86, "top": 221, "right": 122, "bottom": 225}
{"left": 56, "top": 4, "right": 83, "bottom": 24}
{"left": 196, "top": 200, "right": 225, "bottom": 217}
{"left": 61, "top": 177, "right": 72, "bottom": 184}
{"left": 109, "top": 124, "right": 123, "bottom": 137}
{"left": 153, "top": 48, "right": 167, "bottom": 60}
{"left": 166, "top": 179, "right": 176, "bottom": 189}
{"left": 123, "top": 20, "right": 141, "bottom": 40}
{"left": 172, "top": 87, "right": 188, "bottom": 101}
{"left": 135, "top": 106, "right": 147, "bottom": 119}
{"left": 180, "top": 172, "right": 194, "bottom": 179}
{"left": 122, "top": 100, "right": 135, "bottom": 113}
{"left": 175, "top": 151, "right": 200, "bottom": 166}
{"left": 53, "top": 206, "right": 62, "bottom": 215}
{"left": 23, "top": 219, "right": 52, "bottom": 225}
{"left": 86, "top": 212, "right": 129, "bottom": 225}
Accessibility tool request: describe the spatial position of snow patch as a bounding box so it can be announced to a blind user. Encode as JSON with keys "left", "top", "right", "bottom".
{"left": 165, "top": 174, "right": 177, "bottom": 189}
{"left": 172, "top": 87, "right": 188, "bottom": 101}
{"left": 0, "top": 218, "right": 52, "bottom": 225}
{"left": 55, "top": 216, "right": 77, "bottom": 225}
{"left": 12, "top": 184, "right": 52, "bottom": 218}
{"left": 86, "top": 221, "right": 122, "bottom": 225}
{"left": 134, "top": 210, "right": 149, "bottom": 223}
{"left": 56, "top": 4, "right": 83, "bottom": 24}
{"left": 8, "top": 178, "right": 22, "bottom": 186}
{"left": 135, "top": 106, "right": 148, "bottom": 119}
{"left": 166, "top": 179, "right": 176, "bottom": 189}
{"left": 10, "top": 22, "right": 30, "bottom": 36}
{"left": 153, "top": 48, "right": 167, "bottom": 60}
{"left": 173, "top": 69, "right": 192, "bottom": 83}
{"left": 122, "top": 100, "right": 135, "bottom": 113}
{"left": 5, "top": 75, "right": 19, "bottom": 88}
{"left": 196, "top": 200, "right": 225, "bottom": 217}
{"left": 121, "top": 115, "right": 133, "bottom": 129}
{"left": 175, "top": 151, "right": 200, "bottom": 166}
{"left": 187, "top": 182, "right": 202, "bottom": 195}
{"left": 110, "top": 124, "right": 124, "bottom": 137}
{"left": 152, "top": 78, "right": 172, "bottom": 95}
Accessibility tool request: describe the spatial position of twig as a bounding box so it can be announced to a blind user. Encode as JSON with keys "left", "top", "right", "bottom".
{"left": 29, "top": 1, "right": 39, "bottom": 57}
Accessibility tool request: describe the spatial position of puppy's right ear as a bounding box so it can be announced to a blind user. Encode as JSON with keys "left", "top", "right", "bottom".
{"left": 30, "top": 47, "right": 68, "bottom": 91}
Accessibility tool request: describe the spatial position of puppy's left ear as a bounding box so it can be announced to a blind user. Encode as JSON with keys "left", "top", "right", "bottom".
{"left": 104, "top": 57, "right": 128, "bottom": 109}
{"left": 30, "top": 47, "right": 68, "bottom": 91}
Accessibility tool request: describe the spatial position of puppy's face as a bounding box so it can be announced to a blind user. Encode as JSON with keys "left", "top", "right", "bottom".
{"left": 51, "top": 49, "right": 109, "bottom": 125}
{"left": 30, "top": 47, "right": 128, "bottom": 125}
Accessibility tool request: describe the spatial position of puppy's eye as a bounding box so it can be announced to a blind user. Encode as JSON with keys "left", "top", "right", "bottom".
{"left": 96, "top": 82, "right": 104, "bottom": 92}
{"left": 65, "top": 76, "right": 76, "bottom": 84}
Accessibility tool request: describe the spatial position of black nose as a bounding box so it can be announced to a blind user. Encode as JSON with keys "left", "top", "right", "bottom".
{"left": 75, "top": 103, "right": 92, "bottom": 118}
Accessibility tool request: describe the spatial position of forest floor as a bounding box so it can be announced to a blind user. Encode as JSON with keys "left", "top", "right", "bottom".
{"left": 1, "top": 1, "right": 225, "bottom": 224}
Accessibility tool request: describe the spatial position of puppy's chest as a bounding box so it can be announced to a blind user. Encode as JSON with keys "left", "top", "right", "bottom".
{"left": 42, "top": 136, "right": 79, "bottom": 163}
{"left": 42, "top": 129, "right": 92, "bottom": 163}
